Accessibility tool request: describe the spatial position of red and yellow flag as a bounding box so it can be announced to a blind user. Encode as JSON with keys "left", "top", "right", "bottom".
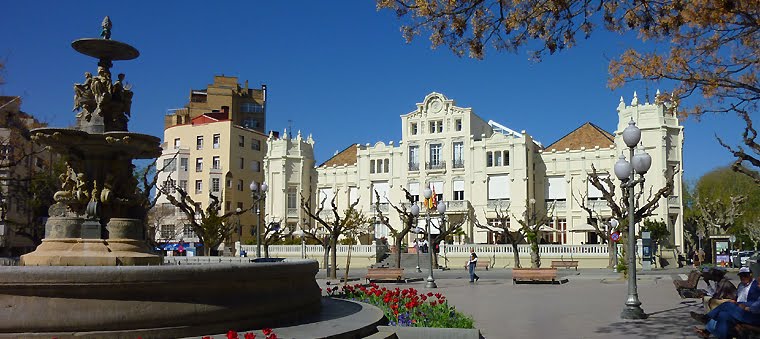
{"left": 428, "top": 185, "right": 438, "bottom": 209}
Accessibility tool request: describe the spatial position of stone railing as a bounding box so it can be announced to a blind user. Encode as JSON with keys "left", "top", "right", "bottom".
{"left": 487, "top": 199, "right": 510, "bottom": 210}
{"left": 545, "top": 200, "right": 567, "bottom": 210}
{"left": 443, "top": 244, "right": 609, "bottom": 257}
{"left": 287, "top": 208, "right": 299, "bottom": 216}
{"left": 668, "top": 196, "right": 679, "bottom": 206}
{"left": 443, "top": 200, "right": 469, "bottom": 211}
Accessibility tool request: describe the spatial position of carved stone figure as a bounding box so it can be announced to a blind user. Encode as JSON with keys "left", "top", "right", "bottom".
{"left": 90, "top": 66, "right": 112, "bottom": 113}
{"left": 73, "top": 72, "right": 94, "bottom": 113}
{"left": 54, "top": 164, "right": 78, "bottom": 202}
{"left": 101, "top": 16, "right": 112, "bottom": 39}
{"left": 75, "top": 173, "right": 88, "bottom": 201}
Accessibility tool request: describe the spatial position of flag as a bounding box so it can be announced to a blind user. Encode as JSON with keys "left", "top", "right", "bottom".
{"left": 428, "top": 185, "right": 438, "bottom": 209}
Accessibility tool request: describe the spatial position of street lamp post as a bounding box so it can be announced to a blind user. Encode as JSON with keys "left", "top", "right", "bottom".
{"left": 293, "top": 228, "right": 305, "bottom": 259}
{"left": 249, "top": 181, "right": 268, "bottom": 258}
{"left": 415, "top": 231, "right": 422, "bottom": 272}
{"left": 614, "top": 118, "right": 652, "bottom": 320}
{"left": 412, "top": 188, "right": 445, "bottom": 288}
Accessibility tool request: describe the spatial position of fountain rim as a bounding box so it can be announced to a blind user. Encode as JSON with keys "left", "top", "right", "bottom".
{"left": 71, "top": 38, "right": 139, "bottom": 61}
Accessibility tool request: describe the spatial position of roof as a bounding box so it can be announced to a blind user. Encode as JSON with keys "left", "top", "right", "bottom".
{"left": 545, "top": 122, "right": 614, "bottom": 151}
{"left": 319, "top": 144, "right": 358, "bottom": 167}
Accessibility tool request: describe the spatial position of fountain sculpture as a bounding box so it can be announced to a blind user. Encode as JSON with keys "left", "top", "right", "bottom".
{"left": 0, "top": 18, "right": 337, "bottom": 338}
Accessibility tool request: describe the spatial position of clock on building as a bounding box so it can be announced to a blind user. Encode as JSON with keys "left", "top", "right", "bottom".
{"left": 429, "top": 98, "right": 443, "bottom": 113}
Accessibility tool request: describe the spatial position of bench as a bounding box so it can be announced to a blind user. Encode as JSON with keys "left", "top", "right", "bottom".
{"left": 512, "top": 268, "right": 561, "bottom": 284}
{"left": 550, "top": 260, "right": 578, "bottom": 270}
{"left": 366, "top": 268, "right": 404, "bottom": 283}
{"left": 735, "top": 323, "right": 760, "bottom": 339}
{"left": 476, "top": 259, "right": 491, "bottom": 270}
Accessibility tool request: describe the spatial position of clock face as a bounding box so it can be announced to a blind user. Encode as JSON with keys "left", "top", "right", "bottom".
{"left": 429, "top": 99, "right": 443, "bottom": 113}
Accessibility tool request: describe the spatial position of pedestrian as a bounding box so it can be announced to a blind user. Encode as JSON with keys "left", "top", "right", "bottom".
{"left": 421, "top": 239, "right": 429, "bottom": 253}
{"left": 467, "top": 248, "right": 480, "bottom": 283}
{"left": 693, "top": 269, "right": 760, "bottom": 338}
{"left": 413, "top": 239, "right": 419, "bottom": 253}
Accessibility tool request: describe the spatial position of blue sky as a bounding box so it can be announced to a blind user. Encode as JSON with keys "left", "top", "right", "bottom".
{"left": 0, "top": 1, "right": 747, "bottom": 182}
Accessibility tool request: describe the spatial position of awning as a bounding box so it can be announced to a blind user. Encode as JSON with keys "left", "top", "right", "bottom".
{"left": 569, "top": 223, "right": 598, "bottom": 233}
{"left": 537, "top": 225, "right": 563, "bottom": 233}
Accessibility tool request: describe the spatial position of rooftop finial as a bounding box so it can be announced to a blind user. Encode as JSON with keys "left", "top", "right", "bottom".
{"left": 101, "top": 16, "right": 112, "bottom": 40}
{"left": 631, "top": 91, "right": 639, "bottom": 106}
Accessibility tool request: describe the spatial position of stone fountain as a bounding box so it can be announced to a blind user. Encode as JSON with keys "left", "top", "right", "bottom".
{"left": 0, "top": 18, "right": 361, "bottom": 338}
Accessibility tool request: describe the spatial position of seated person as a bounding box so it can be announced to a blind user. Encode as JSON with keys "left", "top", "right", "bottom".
{"left": 693, "top": 268, "right": 760, "bottom": 338}
{"left": 702, "top": 267, "right": 753, "bottom": 311}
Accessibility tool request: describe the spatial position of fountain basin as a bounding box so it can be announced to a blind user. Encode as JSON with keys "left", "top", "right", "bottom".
{"left": 0, "top": 260, "right": 321, "bottom": 338}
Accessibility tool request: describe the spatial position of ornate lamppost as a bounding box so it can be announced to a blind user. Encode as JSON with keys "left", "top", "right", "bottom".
{"left": 249, "top": 181, "right": 268, "bottom": 258}
{"left": 614, "top": 118, "right": 652, "bottom": 320}
{"left": 411, "top": 188, "right": 446, "bottom": 289}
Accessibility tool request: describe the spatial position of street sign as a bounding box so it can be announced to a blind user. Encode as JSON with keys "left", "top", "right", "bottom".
{"left": 611, "top": 231, "right": 621, "bottom": 242}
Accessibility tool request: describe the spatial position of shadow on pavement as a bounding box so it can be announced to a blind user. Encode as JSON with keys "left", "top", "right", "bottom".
{"left": 593, "top": 300, "right": 702, "bottom": 338}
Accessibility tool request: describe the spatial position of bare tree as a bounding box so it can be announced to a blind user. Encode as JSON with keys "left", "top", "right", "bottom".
{"left": 159, "top": 184, "right": 248, "bottom": 256}
{"left": 261, "top": 218, "right": 294, "bottom": 258}
{"left": 510, "top": 199, "right": 555, "bottom": 268}
{"left": 373, "top": 188, "right": 417, "bottom": 268}
{"left": 474, "top": 201, "right": 525, "bottom": 268}
{"left": 428, "top": 213, "right": 469, "bottom": 269}
{"left": 580, "top": 164, "right": 677, "bottom": 265}
{"left": 300, "top": 189, "right": 369, "bottom": 279}
{"left": 719, "top": 111, "right": 760, "bottom": 185}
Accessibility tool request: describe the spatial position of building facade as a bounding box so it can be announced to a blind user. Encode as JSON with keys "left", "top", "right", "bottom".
{"left": 266, "top": 92, "right": 685, "bottom": 250}
{"left": 155, "top": 77, "right": 269, "bottom": 254}
{"left": 0, "top": 96, "right": 57, "bottom": 256}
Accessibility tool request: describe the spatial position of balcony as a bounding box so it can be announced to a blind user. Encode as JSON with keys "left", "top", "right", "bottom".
{"left": 668, "top": 196, "right": 679, "bottom": 206}
{"left": 442, "top": 200, "right": 470, "bottom": 212}
{"left": 425, "top": 161, "right": 446, "bottom": 171}
{"left": 408, "top": 162, "right": 419, "bottom": 171}
{"left": 377, "top": 203, "right": 389, "bottom": 213}
{"left": 487, "top": 199, "right": 510, "bottom": 210}
{"left": 545, "top": 200, "right": 567, "bottom": 210}
{"left": 452, "top": 159, "right": 464, "bottom": 169}
{"left": 287, "top": 208, "right": 299, "bottom": 217}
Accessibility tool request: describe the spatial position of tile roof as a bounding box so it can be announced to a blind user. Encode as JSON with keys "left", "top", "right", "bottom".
{"left": 546, "top": 122, "right": 614, "bottom": 151}
{"left": 320, "top": 144, "right": 358, "bottom": 167}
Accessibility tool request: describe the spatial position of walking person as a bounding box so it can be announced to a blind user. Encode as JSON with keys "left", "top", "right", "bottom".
{"left": 467, "top": 248, "right": 480, "bottom": 283}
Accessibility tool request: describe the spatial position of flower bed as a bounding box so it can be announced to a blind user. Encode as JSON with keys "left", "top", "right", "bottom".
{"left": 325, "top": 283, "right": 474, "bottom": 329}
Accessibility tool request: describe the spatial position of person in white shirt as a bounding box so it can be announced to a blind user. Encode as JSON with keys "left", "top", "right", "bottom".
{"left": 467, "top": 248, "right": 480, "bottom": 283}
{"left": 703, "top": 267, "right": 753, "bottom": 311}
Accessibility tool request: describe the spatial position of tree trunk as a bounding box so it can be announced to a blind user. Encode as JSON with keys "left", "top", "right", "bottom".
{"left": 323, "top": 244, "right": 330, "bottom": 275}
{"left": 530, "top": 241, "right": 541, "bottom": 268}
{"left": 264, "top": 244, "right": 270, "bottom": 258}
{"left": 203, "top": 246, "right": 211, "bottom": 256}
{"left": 608, "top": 241, "right": 617, "bottom": 269}
{"left": 511, "top": 242, "right": 522, "bottom": 268}
{"left": 330, "top": 237, "right": 338, "bottom": 279}
{"left": 344, "top": 244, "right": 352, "bottom": 283}
{"left": 394, "top": 235, "right": 404, "bottom": 268}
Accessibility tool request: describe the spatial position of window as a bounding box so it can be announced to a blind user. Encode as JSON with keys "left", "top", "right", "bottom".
{"left": 183, "top": 224, "right": 195, "bottom": 238}
{"left": 163, "top": 158, "right": 176, "bottom": 172}
{"left": 453, "top": 180, "right": 465, "bottom": 200}
{"left": 240, "top": 102, "right": 264, "bottom": 113}
{"left": 243, "top": 119, "right": 259, "bottom": 129}
{"left": 212, "top": 156, "right": 221, "bottom": 170}
{"left": 237, "top": 179, "right": 244, "bottom": 191}
{"left": 226, "top": 178, "right": 232, "bottom": 188}
{"left": 225, "top": 201, "right": 231, "bottom": 211}
{"left": 195, "top": 158, "right": 203, "bottom": 172}
{"left": 180, "top": 158, "right": 188, "bottom": 171}
{"left": 383, "top": 159, "right": 389, "bottom": 173}
{"left": 195, "top": 180, "right": 202, "bottom": 194}
{"left": 370, "top": 160, "right": 375, "bottom": 174}
{"left": 376, "top": 159, "right": 383, "bottom": 173}
{"left": 160, "top": 225, "right": 175, "bottom": 239}
{"left": 486, "top": 151, "right": 493, "bottom": 167}
{"left": 239, "top": 157, "right": 245, "bottom": 170}
{"left": 408, "top": 182, "right": 420, "bottom": 202}
{"left": 179, "top": 180, "right": 187, "bottom": 192}
{"left": 173, "top": 138, "right": 180, "bottom": 149}
{"left": 494, "top": 151, "right": 502, "bottom": 166}
{"left": 213, "top": 134, "right": 220, "bottom": 149}
{"left": 287, "top": 187, "right": 297, "bottom": 209}
{"left": 455, "top": 119, "right": 462, "bottom": 131}
{"left": 453, "top": 142, "right": 464, "bottom": 168}
{"left": 429, "top": 120, "right": 443, "bottom": 133}
{"left": 196, "top": 136, "right": 203, "bottom": 150}
{"left": 487, "top": 175, "right": 510, "bottom": 200}
{"left": 251, "top": 160, "right": 260, "bottom": 172}
{"left": 503, "top": 151, "right": 510, "bottom": 166}
{"left": 162, "top": 178, "right": 176, "bottom": 193}
{"left": 238, "top": 135, "right": 245, "bottom": 147}
{"left": 437, "top": 121, "right": 444, "bottom": 133}
{"left": 251, "top": 139, "right": 261, "bottom": 151}
{"left": 409, "top": 145, "right": 419, "bottom": 170}
{"left": 546, "top": 176, "right": 567, "bottom": 201}
{"left": 429, "top": 121, "right": 436, "bottom": 134}
{"left": 212, "top": 178, "right": 220, "bottom": 192}
{"left": 429, "top": 144, "right": 442, "bottom": 166}
{"left": 588, "top": 174, "right": 608, "bottom": 200}
{"left": 237, "top": 202, "right": 244, "bottom": 210}
{"left": 411, "top": 122, "right": 418, "bottom": 135}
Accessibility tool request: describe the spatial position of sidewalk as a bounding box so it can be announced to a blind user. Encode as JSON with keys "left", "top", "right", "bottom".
{"left": 317, "top": 266, "right": 705, "bottom": 338}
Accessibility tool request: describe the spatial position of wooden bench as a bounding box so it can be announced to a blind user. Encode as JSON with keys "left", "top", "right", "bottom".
{"left": 366, "top": 268, "right": 404, "bottom": 283}
{"left": 476, "top": 259, "right": 491, "bottom": 270}
{"left": 735, "top": 323, "right": 760, "bottom": 339}
{"left": 551, "top": 260, "right": 578, "bottom": 270}
{"left": 512, "top": 268, "right": 560, "bottom": 284}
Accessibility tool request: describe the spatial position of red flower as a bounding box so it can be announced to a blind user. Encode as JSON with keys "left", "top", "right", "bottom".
{"left": 227, "top": 330, "right": 240, "bottom": 339}
{"left": 393, "top": 309, "right": 399, "bottom": 315}
{"left": 244, "top": 333, "right": 257, "bottom": 339}
{"left": 431, "top": 301, "right": 437, "bottom": 306}
{"left": 434, "top": 293, "right": 442, "bottom": 298}
{"left": 427, "top": 292, "right": 434, "bottom": 297}
{"left": 203, "top": 337, "right": 212, "bottom": 339}
{"left": 421, "top": 295, "right": 427, "bottom": 301}
{"left": 262, "top": 328, "right": 273, "bottom": 335}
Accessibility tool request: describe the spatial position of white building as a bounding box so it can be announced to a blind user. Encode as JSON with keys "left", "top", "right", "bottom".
{"left": 265, "top": 92, "right": 684, "bottom": 249}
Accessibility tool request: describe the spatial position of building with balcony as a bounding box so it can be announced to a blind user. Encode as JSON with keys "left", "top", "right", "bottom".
{"left": 155, "top": 77, "right": 269, "bottom": 254}
{"left": 266, "top": 92, "right": 684, "bottom": 250}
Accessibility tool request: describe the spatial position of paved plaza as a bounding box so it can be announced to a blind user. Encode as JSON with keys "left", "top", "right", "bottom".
{"left": 317, "top": 267, "right": 710, "bottom": 338}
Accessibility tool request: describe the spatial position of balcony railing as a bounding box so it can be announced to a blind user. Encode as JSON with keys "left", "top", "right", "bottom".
{"left": 487, "top": 199, "right": 510, "bottom": 210}
{"left": 546, "top": 200, "right": 567, "bottom": 210}
{"left": 425, "top": 161, "right": 446, "bottom": 170}
{"left": 452, "top": 159, "right": 464, "bottom": 169}
{"left": 668, "top": 196, "right": 679, "bottom": 206}
{"left": 377, "top": 203, "right": 389, "bottom": 213}
{"left": 287, "top": 208, "right": 299, "bottom": 216}
{"left": 408, "top": 162, "right": 419, "bottom": 171}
